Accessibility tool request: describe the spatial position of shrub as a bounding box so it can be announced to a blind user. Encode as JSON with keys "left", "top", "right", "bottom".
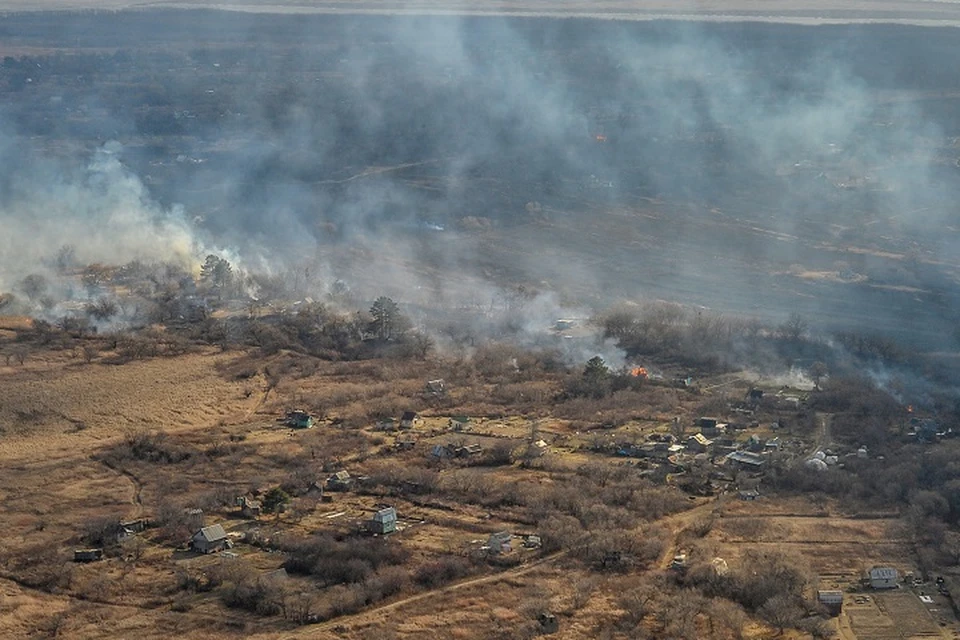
{"left": 414, "top": 556, "right": 471, "bottom": 588}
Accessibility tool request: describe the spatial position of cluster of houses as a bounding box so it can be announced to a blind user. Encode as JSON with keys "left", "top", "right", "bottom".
{"left": 614, "top": 417, "right": 779, "bottom": 473}
{"left": 376, "top": 411, "right": 422, "bottom": 432}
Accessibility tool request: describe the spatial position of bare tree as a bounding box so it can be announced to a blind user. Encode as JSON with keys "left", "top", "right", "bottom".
{"left": 777, "top": 313, "right": 808, "bottom": 342}
{"left": 759, "top": 594, "right": 803, "bottom": 635}
{"left": 809, "top": 361, "right": 828, "bottom": 390}
{"left": 19, "top": 273, "right": 49, "bottom": 300}
{"left": 12, "top": 345, "right": 28, "bottom": 365}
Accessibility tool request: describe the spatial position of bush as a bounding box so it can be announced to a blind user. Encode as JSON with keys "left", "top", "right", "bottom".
{"left": 282, "top": 534, "right": 407, "bottom": 586}
{"left": 414, "top": 556, "right": 471, "bottom": 588}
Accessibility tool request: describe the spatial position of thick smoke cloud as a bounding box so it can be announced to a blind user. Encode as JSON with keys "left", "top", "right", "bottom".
{"left": 0, "top": 142, "right": 202, "bottom": 290}
{"left": 1, "top": 12, "right": 959, "bottom": 353}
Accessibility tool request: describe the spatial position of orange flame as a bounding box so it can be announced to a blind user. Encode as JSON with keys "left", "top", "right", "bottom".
{"left": 595, "top": 134, "right": 607, "bottom": 142}
{"left": 631, "top": 367, "right": 648, "bottom": 378}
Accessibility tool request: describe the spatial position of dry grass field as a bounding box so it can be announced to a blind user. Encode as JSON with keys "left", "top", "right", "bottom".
{"left": 0, "top": 329, "right": 946, "bottom": 639}
{"left": 709, "top": 496, "right": 907, "bottom": 573}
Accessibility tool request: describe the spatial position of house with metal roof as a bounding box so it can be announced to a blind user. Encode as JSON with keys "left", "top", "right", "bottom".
{"left": 869, "top": 566, "right": 899, "bottom": 589}
{"left": 191, "top": 524, "right": 229, "bottom": 554}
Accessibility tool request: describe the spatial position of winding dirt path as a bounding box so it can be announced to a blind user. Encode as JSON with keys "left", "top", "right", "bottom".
{"left": 280, "top": 551, "right": 568, "bottom": 637}
{"left": 98, "top": 459, "right": 144, "bottom": 520}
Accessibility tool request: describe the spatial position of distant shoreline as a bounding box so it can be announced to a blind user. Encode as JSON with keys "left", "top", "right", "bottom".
{"left": 5, "top": 0, "right": 960, "bottom": 27}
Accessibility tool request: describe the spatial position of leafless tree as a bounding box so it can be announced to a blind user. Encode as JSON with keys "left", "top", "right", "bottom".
{"left": 777, "top": 312, "right": 808, "bottom": 342}
{"left": 759, "top": 594, "right": 803, "bottom": 635}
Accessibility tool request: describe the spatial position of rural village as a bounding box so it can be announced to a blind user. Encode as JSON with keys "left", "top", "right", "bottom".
{"left": 0, "top": 252, "right": 959, "bottom": 640}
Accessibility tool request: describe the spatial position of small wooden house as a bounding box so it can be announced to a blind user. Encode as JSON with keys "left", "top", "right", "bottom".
{"left": 191, "top": 524, "right": 229, "bottom": 554}
{"left": 487, "top": 531, "right": 513, "bottom": 554}
{"left": 366, "top": 507, "right": 397, "bottom": 535}
{"left": 400, "top": 411, "right": 420, "bottom": 429}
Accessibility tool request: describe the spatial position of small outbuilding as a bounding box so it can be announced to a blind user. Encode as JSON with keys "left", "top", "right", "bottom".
{"left": 395, "top": 433, "right": 418, "bottom": 450}
{"left": 326, "top": 470, "right": 354, "bottom": 491}
{"left": 74, "top": 549, "right": 103, "bottom": 563}
{"left": 698, "top": 417, "right": 726, "bottom": 437}
{"left": 426, "top": 379, "right": 446, "bottom": 395}
{"left": 487, "top": 531, "right": 513, "bottom": 554}
{"left": 430, "top": 444, "right": 454, "bottom": 459}
{"left": 449, "top": 416, "right": 471, "bottom": 431}
{"left": 237, "top": 496, "right": 262, "bottom": 519}
{"left": 538, "top": 612, "right": 559, "bottom": 634}
{"left": 284, "top": 410, "right": 314, "bottom": 429}
{"left": 400, "top": 411, "right": 420, "bottom": 429}
{"left": 455, "top": 443, "right": 483, "bottom": 457}
{"left": 376, "top": 417, "right": 398, "bottom": 432}
{"left": 818, "top": 590, "right": 843, "bottom": 616}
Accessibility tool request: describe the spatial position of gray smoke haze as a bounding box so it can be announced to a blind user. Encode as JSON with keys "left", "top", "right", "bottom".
{"left": 1, "top": 12, "right": 959, "bottom": 357}
{"left": 0, "top": 145, "right": 200, "bottom": 292}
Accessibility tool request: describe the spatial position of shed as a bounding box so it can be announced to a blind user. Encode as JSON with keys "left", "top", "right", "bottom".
{"left": 523, "top": 534, "right": 542, "bottom": 549}
{"left": 670, "top": 553, "right": 687, "bottom": 571}
{"left": 367, "top": 507, "right": 397, "bottom": 535}
{"left": 455, "top": 443, "right": 483, "bottom": 457}
{"left": 686, "top": 433, "right": 713, "bottom": 453}
{"left": 430, "top": 444, "right": 453, "bottom": 459}
{"left": 487, "top": 531, "right": 513, "bottom": 554}
{"left": 538, "top": 612, "right": 559, "bottom": 634}
{"left": 449, "top": 416, "right": 471, "bottom": 431}
{"left": 395, "top": 433, "right": 418, "bottom": 450}
{"left": 738, "top": 489, "right": 760, "bottom": 501}
{"left": 284, "top": 410, "right": 314, "bottom": 429}
{"left": 426, "top": 379, "right": 446, "bottom": 395}
{"left": 818, "top": 590, "right": 843, "bottom": 616}
{"left": 376, "top": 417, "right": 398, "bottom": 432}
{"left": 120, "top": 519, "right": 147, "bottom": 533}
{"left": 326, "top": 470, "right": 354, "bottom": 491}
{"left": 184, "top": 508, "right": 205, "bottom": 529}
{"left": 191, "top": 524, "right": 229, "bottom": 554}
{"left": 74, "top": 548, "right": 103, "bottom": 562}
{"left": 237, "top": 496, "right": 261, "bottom": 519}
{"left": 869, "top": 567, "right": 899, "bottom": 589}
{"left": 400, "top": 411, "right": 420, "bottom": 429}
